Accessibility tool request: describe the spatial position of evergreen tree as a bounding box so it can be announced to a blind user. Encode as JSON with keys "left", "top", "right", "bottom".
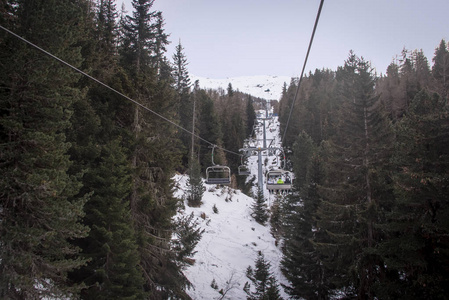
{"left": 246, "top": 95, "right": 257, "bottom": 138}
{"left": 252, "top": 188, "right": 269, "bottom": 225}
{"left": 244, "top": 252, "right": 283, "bottom": 300}
{"left": 278, "top": 77, "right": 301, "bottom": 149}
{"left": 197, "top": 89, "right": 223, "bottom": 170}
{"left": 74, "top": 140, "right": 145, "bottom": 300}
{"left": 173, "top": 41, "right": 192, "bottom": 167}
{"left": 377, "top": 62, "right": 403, "bottom": 119}
{"left": 0, "top": 1, "right": 90, "bottom": 298}
{"left": 374, "top": 90, "right": 449, "bottom": 298}
{"left": 186, "top": 157, "right": 205, "bottom": 207}
{"left": 291, "top": 131, "right": 316, "bottom": 191}
{"left": 432, "top": 39, "right": 449, "bottom": 101}
{"left": 171, "top": 212, "right": 204, "bottom": 266}
{"left": 173, "top": 41, "right": 191, "bottom": 94}
{"left": 219, "top": 89, "right": 246, "bottom": 171}
{"left": 315, "top": 53, "right": 394, "bottom": 298}
{"left": 120, "top": 1, "right": 186, "bottom": 297}
{"left": 61, "top": 1, "right": 146, "bottom": 297}
{"left": 227, "top": 82, "right": 234, "bottom": 97}
{"left": 281, "top": 134, "right": 329, "bottom": 299}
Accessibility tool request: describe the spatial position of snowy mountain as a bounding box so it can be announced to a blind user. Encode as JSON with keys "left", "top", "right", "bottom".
{"left": 173, "top": 111, "right": 289, "bottom": 299}
{"left": 190, "top": 74, "right": 293, "bottom": 101}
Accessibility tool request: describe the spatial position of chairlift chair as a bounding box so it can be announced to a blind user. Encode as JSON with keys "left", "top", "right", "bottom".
{"left": 238, "top": 154, "right": 251, "bottom": 176}
{"left": 206, "top": 165, "right": 231, "bottom": 185}
{"left": 238, "top": 165, "right": 251, "bottom": 176}
{"left": 205, "top": 145, "right": 231, "bottom": 185}
{"left": 266, "top": 169, "right": 293, "bottom": 193}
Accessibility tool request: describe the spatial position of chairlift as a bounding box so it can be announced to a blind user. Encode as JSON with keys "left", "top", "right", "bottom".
{"left": 265, "top": 147, "right": 293, "bottom": 192}
{"left": 238, "top": 155, "right": 251, "bottom": 176}
{"left": 205, "top": 145, "right": 231, "bottom": 185}
{"left": 266, "top": 169, "right": 294, "bottom": 193}
{"left": 206, "top": 165, "right": 231, "bottom": 185}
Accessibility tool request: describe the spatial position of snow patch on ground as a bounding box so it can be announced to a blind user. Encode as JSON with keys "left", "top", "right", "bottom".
{"left": 173, "top": 177, "right": 288, "bottom": 300}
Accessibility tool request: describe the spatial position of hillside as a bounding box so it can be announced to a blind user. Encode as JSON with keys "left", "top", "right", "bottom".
{"left": 173, "top": 112, "right": 289, "bottom": 299}
{"left": 190, "top": 74, "right": 292, "bottom": 101}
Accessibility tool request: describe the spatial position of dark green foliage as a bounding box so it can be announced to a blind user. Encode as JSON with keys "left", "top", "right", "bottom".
{"left": 252, "top": 188, "right": 268, "bottom": 225}
{"left": 173, "top": 41, "right": 192, "bottom": 168}
{"left": 244, "top": 252, "right": 283, "bottom": 300}
{"left": 269, "top": 195, "right": 283, "bottom": 242}
{"left": 281, "top": 140, "right": 328, "bottom": 299}
{"left": 373, "top": 90, "right": 449, "bottom": 298}
{"left": 278, "top": 40, "right": 449, "bottom": 299}
{"left": 432, "top": 39, "right": 449, "bottom": 100}
{"left": 74, "top": 140, "right": 145, "bottom": 300}
{"left": 291, "top": 131, "right": 316, "bottom": 191}
{"left": 0, "top": 1, "right": 90, "bottom": 298}
{"left": 187, "top": 157, "right": 205, "bottom": 207}
{"left": 315, "top": 54, "right": 394, "bottom": 298}
{"left": 197, "top": 89, "right": 223, "bottom": 170}
{"left": 246, "top": 95, "right": 257, "bottom": 137}
{"left": 172, "top": 212, "right": 204, "bottom": 265}
{"left": 120, "top": 0, "right": 163, "bottom": 73}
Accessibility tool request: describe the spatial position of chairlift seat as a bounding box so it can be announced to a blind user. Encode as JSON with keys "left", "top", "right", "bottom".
{"left": 238, "top": 165, "right": 251, "bottom": 176}
{"left": 206, "top": 165, "right": 231, "bottom": 185}
{"left": 266, "top": 169, "right": 293, "bottom": 191}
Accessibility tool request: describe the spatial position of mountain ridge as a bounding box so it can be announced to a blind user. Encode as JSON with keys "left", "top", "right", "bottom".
{"left": 190, "top": 74, "right": 293, "bottom": 101}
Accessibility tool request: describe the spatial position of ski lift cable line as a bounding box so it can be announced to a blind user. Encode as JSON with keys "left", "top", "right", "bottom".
{"left": 0, "top": 24, "right": 241, "bottom": 157}
{"left": 281, "top": 0, "right": 324, "bottom": 145}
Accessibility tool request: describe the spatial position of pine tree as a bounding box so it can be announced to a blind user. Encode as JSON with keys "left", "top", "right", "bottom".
{"left": 278, "top": 77, "right": 301, "bottom": 149}
{"left": 119, "top": 1, "right": 187, "bottom": 297}
{"left": 373, "top": 90, "right": 449, "bottom": 298}
{"left": 197, "top": 89, "right": 223, "bottom": 170}
{"left": 244, "top": 252, "right": 283, "bottom": 300}
{"left": 281, "top": 134, "right": 329, "bottom": 299}
{"left": 252, "top": 188, "right": 269, "bottom": 225}
{"left": 246, "top": 95, "right": 257, "bottom": 138}
{"left": 173, "top": 41, "right": 193, "bottom": 168}
{"left": 173, "top": 41, "right": 191, "bottom": 94}
{"left": 432, "top": 39, "right": 449, "bottom": 101}
{"left": 0, "top": 1, "right": 90, "bottom": 298}
{"left": 74, "top": 140, "right": 145, "bottom": 300}
{"left": 171, "top": 212, "right": 204, "bottom": 266}
{"left": 186, "top": 157, "right": 205, "bottom": 207}
{"left": 315, "top": 53, "right": 394, "bottom": 298}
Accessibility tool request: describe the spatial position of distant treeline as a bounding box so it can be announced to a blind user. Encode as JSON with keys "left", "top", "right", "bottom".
{"left": 277, "top": 44, "right": 449, "bottom": 298}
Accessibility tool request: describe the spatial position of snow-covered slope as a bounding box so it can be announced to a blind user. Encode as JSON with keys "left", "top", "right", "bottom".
{"left": 173, "top": 111, "right": 289, "bottom": 299}
{"left": 173, "top": 177, "right": 288, "bottom": 299}
{"left": 190, "top": 74, "right": 292, "bottom": 101}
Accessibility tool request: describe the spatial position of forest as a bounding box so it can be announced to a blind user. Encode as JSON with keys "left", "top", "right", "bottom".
{"left": 0, "top": 0, "right": 448, "bottom": 299}
{"left": 0, "top": 0, "right": 257, "bottom": 299}
{"left": 277, "top": 46, "right": 449, "bottom": 298}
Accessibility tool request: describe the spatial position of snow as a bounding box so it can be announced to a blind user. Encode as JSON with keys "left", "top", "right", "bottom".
{"left": 190, "top": 74, "right": 292, "bottom": 101}
{"left": 173, "top": 111, "right": 290, "bottom": 299}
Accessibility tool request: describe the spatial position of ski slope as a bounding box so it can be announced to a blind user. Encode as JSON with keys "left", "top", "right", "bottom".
{"left": 173, "top": 111, "right": 288, "bottom": 299}
{"left": 190, "top": 74, "right": 292, "bottom": 101}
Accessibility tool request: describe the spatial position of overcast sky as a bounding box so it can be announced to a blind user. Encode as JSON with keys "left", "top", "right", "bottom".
{"left": 122, "top": 0, "right": 449, "bottom": 79}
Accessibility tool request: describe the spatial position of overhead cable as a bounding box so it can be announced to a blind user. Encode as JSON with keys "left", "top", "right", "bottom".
{"left": 0, "top": 24, "right": 241, "bottom": 157}
{"left": 281, "top": 0, "right": 324, "bottom": 145}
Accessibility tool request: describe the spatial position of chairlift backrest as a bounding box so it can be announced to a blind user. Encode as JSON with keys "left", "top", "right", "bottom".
{"left": 205, "top": 165, "right": 231, "bottom": 185}
{"left": 266, "top": 169, "right": 293, "bottom": 191}
{"left": 238, "top": 165, "right": 251, "bottom": 176}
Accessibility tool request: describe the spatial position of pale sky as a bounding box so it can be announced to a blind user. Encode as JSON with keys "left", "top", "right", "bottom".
{"left": 122, "top": 0, "right": 449, "bottom": 79}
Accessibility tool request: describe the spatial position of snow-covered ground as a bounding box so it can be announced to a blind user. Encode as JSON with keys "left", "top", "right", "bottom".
{"left": 190, "top": 74, "right": 292, "bottom": 101}
{"left": 173, "top": 111, "right": 289, "bottom": 299}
